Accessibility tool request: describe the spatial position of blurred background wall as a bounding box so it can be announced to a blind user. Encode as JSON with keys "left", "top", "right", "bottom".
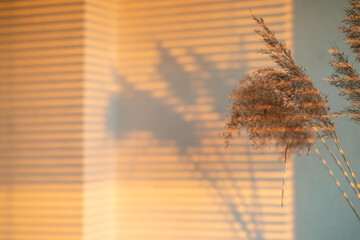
{"left": 0, "top": 0, "right": 359, "bottom": 240}
{"left": 293, "top": 0, "right": 360, "bottom": 239}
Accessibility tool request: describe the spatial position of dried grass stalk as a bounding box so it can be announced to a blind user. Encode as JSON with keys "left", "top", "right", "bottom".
{"left": 224, "top": 16, "right": 333, "bottom": 153}
{"left": 314, "top": 147, "right": 360, "bottom": 221}
{"left": 224, "top": 15, "right": 360, "bottom": 220}
{"left": 328, "top": 0, "right": 360, "bottom": 194}
{"left": 328, "top": 47, "right": 360, "bottom": 123}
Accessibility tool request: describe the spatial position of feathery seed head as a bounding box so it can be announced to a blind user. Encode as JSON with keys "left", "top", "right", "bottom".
{"left": 224, "top": 16, "right": 333, "bottom": 153}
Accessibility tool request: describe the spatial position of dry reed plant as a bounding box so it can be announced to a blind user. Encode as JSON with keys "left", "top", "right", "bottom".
{"left": 328, "top": 47, "right": 360, "bottom": 123}
{"left": 224, "top": 9, "right": 360, "bottom": 221}
{"left": 328, "top": 0, "right": 360, "bottom": 123}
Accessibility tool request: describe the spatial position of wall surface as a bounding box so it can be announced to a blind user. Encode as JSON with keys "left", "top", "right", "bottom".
{"left": 113, "top": 1, "right": 294, "bottom": 239}
{"left": 293, "top": 0, "right": 360, "bottom": 239}
{"left": 0, "top": 1, "right": 294, "bottom": 240}
{"left": 2, "top": 0, "right": 360, "bottom": 240}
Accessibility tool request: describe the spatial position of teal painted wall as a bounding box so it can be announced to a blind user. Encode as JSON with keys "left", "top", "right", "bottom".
{"left": 294, "top": 0, "right": 360, "bottom": 239}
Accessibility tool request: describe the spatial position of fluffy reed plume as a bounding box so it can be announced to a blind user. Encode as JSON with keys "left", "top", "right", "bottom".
{"left": 224, "top": 16, "right": 333, "bottom": 152}
{"left": 253, "top": 16, "right": 332, "bottom": 132}
{"left": 224, "top": 16, "right": 333, "bottom": 208}
{"left": 328, "top": 48, "right": 360, "bottom": 194}
{"left": 340, "top": 0, "right": 360, "bottom": 62}
{"left": 328, "top": 0, "right": 360, "bottom": 197}
{"left": 328, "top": 0, "right": 360, "bottom": 123}
{"left": 328, "top": 47, "right": 360, "bottom": 122}
{"left": 224, "top": 15, "right": 360, "bottom": 220}
{"left": 225, "top": 69, "right": 314, "bottom": 152}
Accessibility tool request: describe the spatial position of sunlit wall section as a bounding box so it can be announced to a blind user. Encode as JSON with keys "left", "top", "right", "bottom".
{"left": 82, "top": 1, "right": 120, "bottom": 239}
{"left": 0, "top": 1, "right": 86, "bottom": 240}
{"left": 0, "top": 1, "right": 295, "bottom": 240}
{"left": 114, "top": 0, "right": 294, "bottom": 240}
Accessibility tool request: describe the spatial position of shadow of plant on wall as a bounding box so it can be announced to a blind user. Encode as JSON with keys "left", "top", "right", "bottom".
{"left": 107, "top": 41, "right": 289, "bottom": 239}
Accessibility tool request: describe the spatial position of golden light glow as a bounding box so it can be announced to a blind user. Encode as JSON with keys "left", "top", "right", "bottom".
{"left": 1, "top": 0, "right": 293, "bottom": 239}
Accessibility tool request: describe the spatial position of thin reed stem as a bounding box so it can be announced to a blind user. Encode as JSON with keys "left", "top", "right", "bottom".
{"left": 313, "top": 127, "right": 360, "bottom": 200}
{"left": 282, "top": 136, "right": 293, "bottom": 208}
{"left": 330, "top": 127, "right": 360, "bottom": 192}
{"left": 314, "top": 147, "right": 360, "bottom": 221}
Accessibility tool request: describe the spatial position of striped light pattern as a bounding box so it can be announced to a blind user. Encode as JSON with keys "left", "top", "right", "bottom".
{"left": 0, "top": 1, "right": 86, "bottom": 240}
{"left": 0, "top": 0, "right": 293, "bottom": 240}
